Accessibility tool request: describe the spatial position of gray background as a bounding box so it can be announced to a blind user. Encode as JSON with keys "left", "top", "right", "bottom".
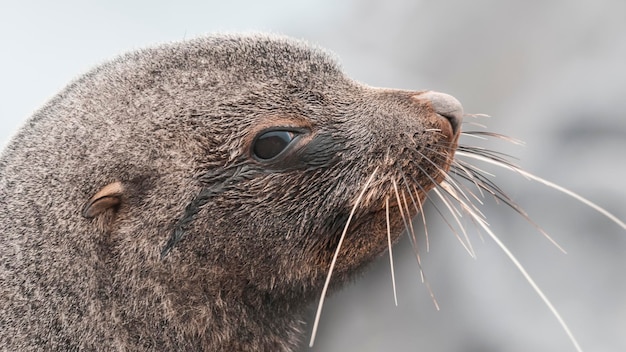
{"left": 1, "top": 1, "right": 625, "bottom": 351}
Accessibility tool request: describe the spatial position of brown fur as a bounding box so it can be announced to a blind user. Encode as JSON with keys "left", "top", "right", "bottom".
{"left": 0, "top": 34, "right": 461, "bottom": 351}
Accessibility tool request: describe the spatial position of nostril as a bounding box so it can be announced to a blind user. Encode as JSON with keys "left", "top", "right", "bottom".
{"left": 412, "top": 91, "right": 464, "bottom": 134}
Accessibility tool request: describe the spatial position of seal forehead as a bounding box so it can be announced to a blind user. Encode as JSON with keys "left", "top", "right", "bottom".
{"left": 122, "top": 34, "right": 345, "bottom": 85}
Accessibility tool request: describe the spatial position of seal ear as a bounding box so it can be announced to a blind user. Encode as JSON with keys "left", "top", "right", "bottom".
{"left": 82, "top": 182, "right": 124, "bottom": 218}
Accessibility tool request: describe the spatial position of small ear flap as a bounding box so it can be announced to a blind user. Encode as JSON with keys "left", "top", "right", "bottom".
{"left": 82, "top": 182, "right": 124, "bottom": 218}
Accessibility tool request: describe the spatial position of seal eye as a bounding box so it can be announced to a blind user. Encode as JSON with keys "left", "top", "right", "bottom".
{"left": 252, "top": 130, "right": 297, "bottom": 160}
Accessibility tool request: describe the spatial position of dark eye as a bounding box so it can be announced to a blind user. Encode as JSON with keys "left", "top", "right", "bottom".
{"left": 252, "top": 130, "right": 297, "bottom": 160}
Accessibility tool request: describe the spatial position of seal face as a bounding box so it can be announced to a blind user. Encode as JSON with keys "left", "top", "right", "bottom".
{"left": 0, "top": 34, "right": 462, "bottom": 350}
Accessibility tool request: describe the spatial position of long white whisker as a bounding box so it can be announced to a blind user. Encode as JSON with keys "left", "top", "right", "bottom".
{"left": 446, "top": 171, "right": 487, "bottom": 215}
{"left": 462, "top": 131, "right": 525, "bottom": 146}
{"left": 401, "top": 191, "right": 419, "bottom": 256}
{"left": 411, "top": 179, "right": 471, "bottom": 254}
{"left": 401, "top": 173, "right": 424, "bottom": 223}
{"left": 456, "top": 158, "right": 496, "bottom": 179}
{"left": 462, "top": 202, "right": 584, "bottom": 352}
{"left": 453, "top": 156, "right": 567, "bottom": 253}
{"left": 451, "top": 161, "right": 487, "bottom": 199}
{"left": 401, "top": 175, "right": 431, "bottom": 252}
{"left": 309, "top": 167, "right": 379, "bottom": 347}
{"left": 422, "top": 272, "right": 440, "bottom": 311}
{"left": 394, "top": 178, "right": 440, "bottom": 315}
{"left": 414, "top": 147, "right": 485, "bottom": 218}
{"left": 436, "top": 180, "right": 486, "bottom": 245}
{"left": 463, "top": 113, "right": 491, "bottom": 118}
{"left": 461, "top": 122, "right": 488, "bottom": 129}
{"left": 412, "top": 149, "right": 478, "bottom": 253}
{"left": 411, "top": 185, "right": 430, "bottom": 252}
{"left": 392, "top": 180, "right": 424, "bottom": 281}
{"left": 398, "top": 187, "right": 440, "bottom": 310}
{"left": 385, "top": 197, "right": 398, "bottom": 306}
{"left": 457, "top": 151, "right": 626, "bottom": 231}
{"left": 392, "top": 179, "right": 414, "bottom": 246}
{"left": 443, "top": 172, "right": 484, "bottom": 212}
{"left": 432, "top": 187, "right": 476, "bottom": 258}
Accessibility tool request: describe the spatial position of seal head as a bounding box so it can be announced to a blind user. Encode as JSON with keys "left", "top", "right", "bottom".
{"left": 0, "top": 34, "right": 462, "bottom": 350}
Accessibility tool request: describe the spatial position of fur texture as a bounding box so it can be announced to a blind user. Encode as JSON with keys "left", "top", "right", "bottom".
{"left": 0, "top": 34, "right": 460, "bottom": 351}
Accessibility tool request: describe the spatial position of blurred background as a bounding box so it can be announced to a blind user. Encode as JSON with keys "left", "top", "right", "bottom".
{"left": 1, "top": 1, "right": 625, "bottom": 351}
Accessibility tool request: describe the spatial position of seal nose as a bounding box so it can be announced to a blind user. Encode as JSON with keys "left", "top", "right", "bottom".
{"left": 412, "top": 91, "right": 464, "bottom": 134}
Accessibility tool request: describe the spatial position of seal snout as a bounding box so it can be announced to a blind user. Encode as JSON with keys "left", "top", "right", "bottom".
{"left": 412, "top": 91, "right": 464, "bottom": 134}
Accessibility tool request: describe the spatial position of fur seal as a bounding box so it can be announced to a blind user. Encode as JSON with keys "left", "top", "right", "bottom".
{"left": 0, "top": 34, "right": 462, "bottom": 351}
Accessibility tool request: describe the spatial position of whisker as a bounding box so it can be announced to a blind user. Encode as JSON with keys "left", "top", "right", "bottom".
{"left": 401, "top": 174, "right": 430, "bottom": 251}
{"left": 401, "top": 190, "right": 418, "bottom": 246}
{"left": 385, "top": 197, "right": 398, "bottom": 306}
{"left": 397, "top": 183, "right": 440, "bottom": 309}
{"left": 392, "top": 179, "right": 425, "bottom": 281}
{"left": 414, "top": 144, "right": 489, "bottom": 216}
{"left": 309, "top": 167, "right": 380, "bottom": 347}
{"left": 461, "top": 131, "right": 525, "bottom": 146}
{"left": 422, "top": 270, "right": 440, "bottom": 311}
{"left": 428, "top": 126, "right": 605, "bottom": 351}
{"left": 436, "top": 167, "right": 486, "bottom": 218}
{"left": 452, "top": 158, "right": 514, "bottom": 202}
{"left": 458, "top": 150, "right": 626, "bottom": 229}
{"left": 433, "top": 185, "right": 463, "bottom": 219}
{"left": 461, "top": 122, "right": 488, "bottom": 130}
{"left": 432, "top": 185, "right": 476, "bottom": 258}
{"left": 459, "top": 152, "right": 626, "bottom": 252}
{"left": 447, "top": 165, "right": 486, "bottom": 207}
{"left": 401, "top": 191, "right": 420, "bottom": 250}
{"left": 452, "top": 159, "right": 495, "bottom": 184}
{"left": 391, "top": 176, "right": 441, "bottom": 310}
{"left": 452, "top": 158, "right": 567, "bottom": 253}
{"left": 392, "top": 179, "right": 412, "bottom": 242}
{"left": 409, "top": 149, "right": 478, "bottom": 257}
{"left": 463, "top": 113, "right": 491, "bottom": 118}
{"left": 414, "top": 186, "right": 430, "bottom": 252}
{"left": 453, "top": 159, "right": 509, "bottom": 200}
{"left": 441, "top": 173, "right": 498, "bottom": 243}
{"left": 457, "top": 145, "right": 520, "bottom": 167}
{"left": 414, "top": 131, "right": 593, "bottom": 338}
{"left": 408, "top": 174, "right": 475, "bottom": 258}
{"left": 417, "top": 143, "right": 493, "bottom": 245}
{"left": 400, "top": 173, "right": 420, "bottom": 216}
{"left": 437, "top": 172, "right": 583, "bottom": 350}
{"left": 449, "top": 164, "right": 497, "bottom": 210}
{"left": 435, "top": 180, "right": 478, "bottom": 252}
{"left": 461, "top": 199, "right": 584, "bottom": 352}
